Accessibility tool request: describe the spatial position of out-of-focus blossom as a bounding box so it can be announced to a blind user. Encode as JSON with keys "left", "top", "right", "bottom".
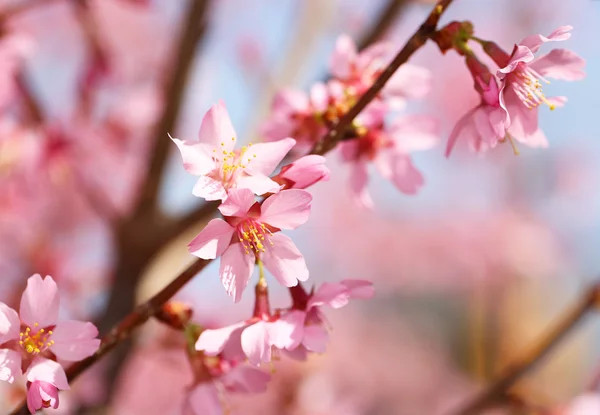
{"left": 553, "top": 393, "right": 600, "bottom": 415}
{"left": 172, "top": 101, "right": 296, "bottom": 201}
{"left": 188, "top": 188, "right": 311, "bottom": 302}
{"left": 340, "top": 114, "right": 439, "bottom": 208}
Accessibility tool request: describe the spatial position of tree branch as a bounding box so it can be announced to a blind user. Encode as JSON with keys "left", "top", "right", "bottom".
{"left": 133, "top": 0, "right": 210, "bottom": 214}
{"left": 449, "top": 283, "right": 600, "bottom": 415}
{"left": 310, "top": 0, "right": 453, "bottom": 155}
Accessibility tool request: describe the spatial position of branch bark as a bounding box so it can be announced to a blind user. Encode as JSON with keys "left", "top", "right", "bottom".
{"left": 449, "top": 283, "right": 600, "bottom": 415}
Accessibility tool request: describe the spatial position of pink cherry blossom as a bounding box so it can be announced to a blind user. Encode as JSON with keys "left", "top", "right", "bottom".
{"left": 555, "top": 393, "right": 600, "bottom": 415}
{"left": 172, "top": 101, "right": 296, "bottom": 201}
{"left": 272, "top": 155, "right": 330, "bottom": 190}
{"left": 497, "top": 25, "right": 585, "bottom": 148}
{"left": 0, "top": 274, "right": 100, "bottom": 408}
{"left": 274, "top": 280, "right": 374, "bottom": 356}
{"left": 339, "top": 114, "right": 439, "bottom": 208}
{"left": 188, "top": 188, "right": 312, "bottom": 302}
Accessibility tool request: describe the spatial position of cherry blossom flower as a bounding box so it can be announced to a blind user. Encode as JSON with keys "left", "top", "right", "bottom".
{"left": 271, "top": 155, "right": 330, "bottom": 190}
{"left": 188, "top": 188, "right": 312, "bottom": 302}
{"left": 339, "top": 114, "right": 439, "bottom": 208}
{"left": 496, "top": 25, "right": 585, "bottom": 148}
{"left": 172, "top": 101, "right": 296, "bottom": 201}
{"left": 0, "top": 274, "right": 100, "bottom": 413}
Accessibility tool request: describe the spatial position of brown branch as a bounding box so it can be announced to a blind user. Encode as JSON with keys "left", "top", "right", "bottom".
{"left": 133, "top": 0, "right": 210, "bottom": 215}
{"left": 449, "top": 283, "right": 600, "bottom": 415}
{"left": 9, "top": 258, "right": 209, "bottom": 415}
{"left": 310, "top": 0, "right": 453, "bottom": 156}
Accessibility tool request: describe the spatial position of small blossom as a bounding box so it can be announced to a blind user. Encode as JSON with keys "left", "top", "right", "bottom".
{"left": 172, "top": 101, "right": 296, "bottom": 201}
{"left": 272, "top": 155, "right": 330, "bottom": 190}
{"left": 25, "top": 358, "right": 70, "bottom": 414}
{"left": 188, "top": 188, "right": 312, "bottom": 302}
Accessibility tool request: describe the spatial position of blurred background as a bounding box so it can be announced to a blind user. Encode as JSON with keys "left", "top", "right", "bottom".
{"left": 1, "top": 0, "right": 600, "bottom": 413}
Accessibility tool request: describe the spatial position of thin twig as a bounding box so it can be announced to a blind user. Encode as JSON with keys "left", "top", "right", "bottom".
{"left": 310, "top": 0, "right": 453, "bottom": 156}
{"left": 134, "top": 0, "right": 209, "bottom": 214}
{"left": 449, "top": 283, "right": 600, "bottom": 415}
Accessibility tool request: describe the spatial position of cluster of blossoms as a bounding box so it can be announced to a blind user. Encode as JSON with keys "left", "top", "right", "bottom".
{"left": 438, "top": 23, "right": 585, "bottom": 155}
{"left": 261, "top": 34, "right": 439, "bottom": 208}
{"left": 0, "top": 274, "right": 100, "bottom": 413}
{"left": 171, "top": 100, "right": 374, "bottom": 412}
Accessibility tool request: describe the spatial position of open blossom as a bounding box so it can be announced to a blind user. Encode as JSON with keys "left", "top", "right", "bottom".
{"left": 340, "top": 114, "right": 439, "bottom": 208}
{"left": 188, "top": 188, "right": 312, "bottom": 302}
{"left": 0, "top": 274, "right": 100, "bottom": 413}
{"left": 172, "top": 101, "right": 296, "bottom": 201}
{"left": 496, "top": 25, "right": 585, "bottom": 148}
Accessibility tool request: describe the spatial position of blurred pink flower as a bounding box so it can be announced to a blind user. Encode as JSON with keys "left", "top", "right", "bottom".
{"left": 496, "top": 25, "right": 585, "bottom": 148}
{"left": 0, "top": 274, "right": 100, "bottom": 399}
{"left": 555, "top": 393, "right": 600, "bottom": 415}
{"left": 188, "top": 188, "right": 312, "bottom": 302}
{"left": 172, "top": 101, "right": 295, "bottom": 201}
{"left": 340, "top": 114, "right": 439, "bottom": 208}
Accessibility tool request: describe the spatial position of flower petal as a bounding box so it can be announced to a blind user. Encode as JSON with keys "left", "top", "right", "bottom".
{"left": 218, "top": 188, "right": 256, "bottom": 217}
{"left": 188, "top": 219, "right": 235, "bottom": 259}
{"left": 0, "top": 348, "right": 22, "bottom": 383}
{"left": 302, "top": 324, "right": 329, "bottom": 353}
{"left": 187, "top": 383, "right": 223, "bottom": 415}
{"left": 240, "top": 321, "right": 272, "bottom": 366}
{"left": 244, "top": 138, "right": 296, "bottom": 176}
{"left": 262, "top": 233, "right": 309, "bottom": 286}
{"left": 348, "top": 162, "right": 374, "bottom": 209}
{"left": 170, "top": 135, "right": 215, "bottom": 176}
{"left": 498, "top": 45, "right": 535, "bottom": 76}
{"left": 380, "top": 154, "right": 424, "bottom": 195}
{"left": 198, "top": 101, "right": 237, "bottom": 151}
{"left": 221, "top": 365, "right": 271, "bottom": 393}
{"left": 329, "top": 34, "right": 357, "bottom": 79}
{"left": 20, "top": 274, "right": 60, "bottom": 329}
{"left": 519, "top": 25, "right": 573, "bottom": 54}
{"left": 391, "top": 114, "right": 439, "bottom": 153}
{"left": 49, "top": 321, "right": 100, "bottom": 361}
{"left": 270, "top": 310, "right": 306, "bottom": 350}
{"left": 530, "top": 49, "right": 585, "bottom": 81}
{"left": 0, "top": 302, "right": 20, "bottom": 344}
{"left": 25, "top": 357, "right": 70, "bottom": 390}
{"left": 235, "top": 174, "right": 281, "bottom": 196}
{"left": 259, "top": 189, "right": 312, "bottom": 230}
{"left": 278, "top": 155, "right": 330, "bottom": 189}
{"left": 341, "top": 279, "right": 375, "bottom": 300}
{"left": 385, "top": 64, "right": 431, "bottom": 100}
{"left": 195, "top": 321, "right": 248, "bottom": 356}
{"left": 192, "top": 176, "right": 227, "bottom": 201}
{"left": 308, "top": 283, "right": 350, "bottom": 309}
{"left": 220, "top": 243, "right": 255, "bottom": 303}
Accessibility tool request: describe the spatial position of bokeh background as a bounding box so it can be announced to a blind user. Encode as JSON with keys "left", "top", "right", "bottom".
{"left": 1, "top": 0, "right": 600, "bottom": 413}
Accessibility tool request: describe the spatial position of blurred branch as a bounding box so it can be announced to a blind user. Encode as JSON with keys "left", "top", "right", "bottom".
{"left": 9, "top": 2, "right": 457, "bottom": 412}
{"left": 15, "top": 72, "right": 44, "bottom": 125}
{"left": 357, "top": 0, "right": 409, "bottom": 51}
{"left": 134, "top": 0, "right": 210, "bottom": 215}
{"left": 450, "top": 283, "right": 600, "bottom": 415}
{"left": 161, "top": 200, "right": 220, "bottom": 244}
{"left": 310, "top": 0, "right": 454, "bottom": 155}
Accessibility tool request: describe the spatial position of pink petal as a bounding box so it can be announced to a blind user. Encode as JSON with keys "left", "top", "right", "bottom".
{"left": 279, "top": 155, "right": 330, "bottom": 189}
{"left": 330, "top": 34, "right": 356, "bottom": 79}
{"left": 310, "top": 83, "right": 329, "bottom": 113}
{"left": 498, "top": 45, "right": 535, "bottom": 75}
{"left": 519, "top": 25, "right": 573, "bottom": 54}
{"left": 270, "top": 310, "right": 306, "bottom": 350}
{"left": 188, "top": 218, "right": 235, "bottom": 259}
{"left": 219, "top": 243, "right": 255, "bottom": 303}
{"left": 221, "top": 365, "right": 271, "bottom": 393}
{"left": 20, "top": 274, "right": 60, "bottom": 329}
{"left": 27, "top": 380, "right": 60, "bottom": 413}
{"left": 0, "top": 302, "right": 20, "bottom": 344}
{"left": 192, "top": 176, "right": 227, "bottom": 201}
{"left": 348, "top": 162, "right": 374, "bottom": 209}
{"left": 27, "top": 381, "right": 44, "bottom": 414}
{"left": 240, "top": 321, "right": 272, "bottom": 366}
{"left": 385, "top": 64, "right": 431, "bottom": 100}
{"left": 564, "top": 393, "right": 600, "bottom": 415}
{"left": 198, "top": 100, "right": 238, "bottom": 151}
{"left": 391, "top": 115, "right": 439, "bottom": 153}
{"left": 302, "top": 324, "right": 328, "bottom": 353}
{"left": 380, "top": 154, "right": 424, "bottom": 195}
{"left": 283, "top": 346, "right": 309, "bottom": 361}
{"left": 308, "top": 283, "right": 350, "bottom": 309}
{"left": 195, "top": 321, "right": 247, "bottom": 356}
{"left": 170, "top": 135, "right": 215, "bottom": 176}
{"left": 187, "top": 383, "right": 223, "bottom": 415}
{"left": 341, "top": 279, "right": 375, "bottom": 300}
{"left": 530, "top": 49, "right": 585, "bottom": 81}
{"left": 472, "top": 106, "right": 499, "bottom": 146}
{"left": 339, "top": 140, "right": 360, "bottom": 162}
{"left": 235, "top": 174, "right": 281, "bottom": 196}
{"left": 49, "top": 321, "right": 100, "bottom": 361}
{"left": 272, "top": 88, "right": 309, "bottom": 115}
{"left": 445, "top": 108, "right": 477, "bottom": 157}
{"left": 217, "top": 188, "right": 256, "bottom": 217}
{"left": 261, "top": 233, "right": 309, "bottom": 286}
{"left": 259, "top": 189, "right": 312, "bottom": 230}
{"left": 0, "top": 348, "right": 22, "bottom": 383}
{"left": 25, "top": 357, "right": 70, "bottom": 390}
{"left": 244, "top": 138, "right": 296, "bottom": 176}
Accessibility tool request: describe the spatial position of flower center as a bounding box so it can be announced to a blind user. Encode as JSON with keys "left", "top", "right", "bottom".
{"left": 19, "top": 323, "right": 54, "bottom": 355}
{"left": 211, "top": 139, "right": 257, "bottom": 187}
{"left": 511, "top": 65, "right": 556, "bottom": 110}
{"left": 237, "top": 219, "right": 274, "bottom": 255}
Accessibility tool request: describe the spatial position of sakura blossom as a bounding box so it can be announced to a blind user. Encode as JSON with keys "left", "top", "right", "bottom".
{"left": 172, "top": 101, "right": 296, "bottom": 201}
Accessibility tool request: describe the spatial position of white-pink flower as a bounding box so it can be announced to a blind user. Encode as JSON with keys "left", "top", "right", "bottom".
{"left": 497, "top": 25, "right": 585, "bottom": 148}
{"left": 272, "top": 155, "right": 330, "bottom": 190}
{"left": 188, "top": 188, "right": 312, "bottom": 302}
{"left": 0, "top": 274, "right": 100, "bottom": 413}
{"left": 172, "top": 101, "right": 296, "bottom": 201}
